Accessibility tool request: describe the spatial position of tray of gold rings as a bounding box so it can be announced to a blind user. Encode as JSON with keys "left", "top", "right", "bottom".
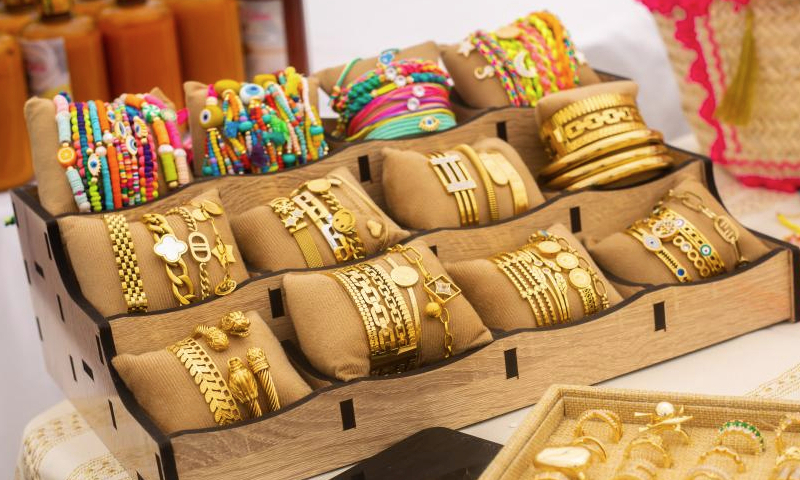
{"left": 481, "top": 385, "right": 800, "bottom": 480}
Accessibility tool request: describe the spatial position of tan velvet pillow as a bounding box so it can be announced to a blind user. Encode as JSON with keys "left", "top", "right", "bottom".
{"left": 284, "top": 239, "right": 493, "bottom": 381}
{"left": 25, "top": 89, "right": 185, "bottom": 216}
{"left": 112, "top": 310, "right": 312, "bottom": 434}
{"left": 382, "top": 137, "right": 545, "bottom": 229}
{"left": 231, "top": 166, "right": 409, "bottom": 272}
{"left": 184, "top": 78, "right": 321, "bottom": 175}
{"left": 314, "top": 41, "right": 441, "bottom": 96}
{"left": 59, "top": 188, "right": 249, "bottom": 317}
{"left": 440, "top": 43, "right": 600, "bottom": 109}
{"left": 446, "top": 223, "right": 623, "bottom": 332}
{"left": 586, "top": 178, "right": 771, "bottom": 285}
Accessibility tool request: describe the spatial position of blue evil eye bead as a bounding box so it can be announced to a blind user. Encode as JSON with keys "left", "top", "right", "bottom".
{"left": 200, "top": 105, "right": 223, "bottom": 128}
{"left": 125, "top": 135, "right": 138, "bottom": 156}
{"left": 240, "top": 83, "right": 265, "bottom": 104}
{"left": 676, "top": 268, "right": 687, "bottom": 278}
{"left": 418, "top": 115, "right": 440, "bottom": 132}
{"left": 700, "top": 244, "right": 713, "bottom": 256}
{"left": 87, "top": 154, "right": 101, "bottom": 175}
{"left": 643, "top": 233, "right": 662, "bottom": 251}
{"left": 378, "top": 48, "right": 398, "bottom": 66}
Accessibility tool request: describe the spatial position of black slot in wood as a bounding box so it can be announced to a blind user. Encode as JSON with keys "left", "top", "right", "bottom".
{"left": 57, "top": 294, "right": 64, "bottom": 322}
{"left": 570, "top": 206, "right": 582, "bottom": 233}
{"left": 24, "top": 260, "right": 30, "bottom": 285}
{"left": 156, "top": 454, "right": 164, "bottom": 480}
{"left": 504, "top": 348, "right": 519, "bottom": 379}
{"left": 44, "top": 231, "right": 52, "bottom": 260}
{"left": 496, "top": 121, "right": 508, "bottom": 141}
{"left": 269, "top": 287, "right": 285, "bottom": 318}
{"left": 82, "top": 359, "right": 94, "bottom": 381}
{"left": 35, "top": 317, "right": 43, "bottom": 341}
{"left": 340, "top": 399, "right": 356, "bottom": 430}
{"left": 358, "top": 155, "right": 371, "bottom": 182}
{"left": 137, "top": 474, "right": 144, "bottom": 480}
{"left": 654, "top": 302, "right": 667, "bottom": 331}
{"left": 11, "top": 200, "right": 18, "bottom": 229}
{"left": 34, "top": 261, "right": 44, "bottom": 279}
{"left": 96, "top": 335, "right": 105, "bottom": 364}
{"left": 109, "top": 399, "right": 117, "bottom": 429}
{"left": 69, "top": 355, "right": 76, "bottom": 382}
{"left": 430, "top": 245, "right": 438, "bottom": 256}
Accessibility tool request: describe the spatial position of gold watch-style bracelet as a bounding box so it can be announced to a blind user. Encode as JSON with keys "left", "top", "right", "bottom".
{"left": 190, "top": 200, "right": 237, "bottom": 296}
{"left": 270, "top": 196, "right": 325, "bottom": 268}
{"left": 627, "top": 222, "right": 692, "bottom": 283}
{"left": 167, "top": 338, "right": 243, "bottom": 426}
{"left": 166, "top": 207, "right": 212, "bottom": 300}
{"left": 650, "top": 207, "right": 725, "bottom": 278}
{"left": 428, "top": 151, "right": 479, "bottom": 227}
{"left": 476, "top": 150, "right": 529, "bottom": 215}
{"left": 141, "top": 213, "right": 197, "bottom": 305}
{"left": 104, "top": 214, "right": 148, "bottom": 313}
{"left": 455, "top": 144, "right": 499, "bottom": 222}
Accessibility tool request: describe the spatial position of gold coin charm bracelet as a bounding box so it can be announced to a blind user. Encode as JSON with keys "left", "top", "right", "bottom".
{"left": 428, "top": 151, "right": 479, "bottom": 226}
{"left": 104, "top": 214, "right": 148, "bottom": 313}
{"left": 167, "top": 338, "right": 243, "bottom": 426}
{"left": 141, "top": 213, "right": 197, "bottom": 305}
{"left": 270, "top": 196, "right": 325, "bottom": 268}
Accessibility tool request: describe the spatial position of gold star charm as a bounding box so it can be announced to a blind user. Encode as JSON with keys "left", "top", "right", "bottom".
{"left": 212, "top": 244, "right": 237, "bottom": 264}
{"left": 457, "top": 38, "right": 475, "bottom": 57}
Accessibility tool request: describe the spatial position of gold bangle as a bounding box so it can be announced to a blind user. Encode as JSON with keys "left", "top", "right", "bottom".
{"left": 540, "top": 128, "right": 664, "bottom": 179}
{"left": 166, "top": 207, "right": 212, "bottom": 300}
{"left": 298, "top": 177, "right": 367, "bottom": 262}
{"left": 777, "top": 414, "right": 800, "bottom": 455}
{"left": 476, "top": 150, "right": 529, "bottom": 214}
{"left": 189, "top": 200, "right": 237, "bottom": 296}
{"left": 428, "top": 151, "right": 479, "bottom": 226}
{"left": 167, "top": 338, "right": 243, "bottom": 426}
{"left": 104, "top": 214, "right": 148, "bottom": 313}
{"left": 455, "top": 144, "right": 499, "bottom": 222}
{"left": 141, "top": 213, "right": 197, "bottom": 305}
{"left": 247, "top": 347, "right": 281, "bottom": 412}
{"left": 650, "top": 207, "right": 725, "bottom": 277}
{"left": 270, "top": 196, "right": 325, "bottom": 268}
{"left": 627, "top": 222, "right": 693, "bottom": 283}
{"left": 574, "top": 409, "right": 623, "bottom": 443}
{"left": 564, "top": 155, "right": 672, "bottom": 191}
{"left": 331, "top": 270, "right": 380, "bottom": 355}
{"left": 327, "top": 172, "right": 389, "bottom": 250}
{"left": 227, "top": 356, "right": 262, "bottom": 419}
{"left": 624, "top": 434, "right": 672, "bottom": 468}
{"left": 385, "top": 256, "right": 421, "bottom": 345}
{"left": 617, "top": 458, "right": 657, "bottom": 480}
{"left": 698, "top": 446, "right": 746, "bottom": 473}
{"left": 572, "top": 436, "right": 608, "bottom": 463}
{"left": 493, "top": 252, "right": 550, "bottom": 327}
{"left": 512, "top": 254, "right": 564, "bottom": 324}
{"left": 543, "top": 93, "right": 637, "bottom": 137}
{"left": 545, "top": 144, "right": 669, "bottom": 189}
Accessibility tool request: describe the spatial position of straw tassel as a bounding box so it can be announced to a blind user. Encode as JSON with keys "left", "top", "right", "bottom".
{"left": 714, "top": 8, "right": 757, "bottom": 126}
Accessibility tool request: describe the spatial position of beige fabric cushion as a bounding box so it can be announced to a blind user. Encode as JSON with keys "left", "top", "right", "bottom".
{"left": 440, "top": 41, "right": 600, "bottom": 109}
{"left": 112, "top": 310, "right": 312, "bottom": 434}
{"left": 231, "top": 166, "right": 409, "bottom": 272}
{"left": 534, "top": 80, "right": 639, "bottom": 129}
{"left": 446, "top": 223, "right": 623, "bottom": 331}
{"left": 184, "top": 78, "right": 321, "bottom": 175}
{"left": 314, "top": 41, "right": 441, "bottom": 96}
{"left": 382, "top": 137, "right": 545, "bottom": 229}
{"left": 284, "top": 239, "right": 493, "bottom": 381}
{"left": 59, "top": 188, "right": 248, "bottom": 317}
{"left": 25, "top": 89, "right": 184, "bottom": 216}
{"left": 586, "top": 178, "right": 771, "bottom": 285}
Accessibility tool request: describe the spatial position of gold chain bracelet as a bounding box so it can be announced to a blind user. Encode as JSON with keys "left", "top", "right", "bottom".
{"left": 166, "top": 207, "right": 212, "bottom": 299}
{"left": 327, "top": 172, "right": 389, "bottom": 250}
{"left": 141, "top": 213, "right": 197, "bottom": 305}
{"left": 190, "top": 200, "right": 237, "bottom": 296}
{"left": 298, "top": 178, "right": 366, "bottom": 261}
{"left": 104, "top": 214, "right": 148, "bottom": 313}
{"left": 493, "top": 252, "right": 552, "bottom": 326}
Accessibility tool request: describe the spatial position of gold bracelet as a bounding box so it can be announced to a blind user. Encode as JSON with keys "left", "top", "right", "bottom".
{"left": 542, "top": 93, "right": 637, "bottom": 141}
{"left": 388, "top": 245, "right": 461, "bottom": 358}
{"left": 661, "top": 189, "right": 748, "bottom": 267}
{"left": 166, "top": 207, "right": 212, "bottom": 300}
{"left": 515, "top": 253, "right": 572, "bottom": 324}
{"left": 270, "top": 196, "right": 325, "bottom": 268}
{"left": 564, "top": 154, "right": 673, "bottom": 191}
{"left": 104, "top": 214, "right": 148, "bottom": 313}
{"left": 540, "top": 129, "right": 664, "bottom": 179}
{"left": 331, "top": 270, "right": 381, "bottom": 356}
{"left": 338, "top": 266, "right": 398, "bottom": 352}
{"left": 508, "top": 253, "right": 561, "bottom": 324}
{"left": 247, "top": 347, "right": 281, "bottom": 412}
{"left": 545, "top": 144, "right": 670, "bottom": 190}
{"left": 428, "top": 151, "right": 479, "bottom": 226}
{"left": 455, "top": 144, "right": 499, "bottom": 222}
{"left": 189, "top": 200, "right": 237, "bottom": 296}
{"left": 627, "top": 222, "right": 692, "bottom": 283}
{"left": 493, "top": 253, "right": 549, "bottom": 327}
{"left": 141, "top": 213, "right": 197, "bottom": 305}
{"left": 385, "top": 256, "right": 421, "bottom": 344}
{"left": 476, "top": 150, "right": 529, "bottom": 214}
{"left": 297, "top": 177, "right": 366, "bottom": 261}
{"left": 167, "top": 338, "right": 243, "bottom": 426}
{"left": 650, "top": 207, "right": 725, "bottom": 277}
{"left": 327, "top": 172, "right": 389, "bottom": 250}
{"left": 227, "top": 357, "right": 262, "bottom": 419}
{"left": 291, "top": 189, "right": 359, "bottom": 262}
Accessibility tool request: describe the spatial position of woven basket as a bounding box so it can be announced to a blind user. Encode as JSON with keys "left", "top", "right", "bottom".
{"left": 645, "top": 0, "right": 800, "bottom": 191}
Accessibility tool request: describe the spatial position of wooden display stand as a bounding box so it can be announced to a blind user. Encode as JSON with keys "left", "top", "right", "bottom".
{"left": 11, "top": 105, "right": 799, "bottom": 480}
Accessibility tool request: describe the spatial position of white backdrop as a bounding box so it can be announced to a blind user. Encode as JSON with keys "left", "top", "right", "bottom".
{"left": 1, "top": 0, "right": 692, "bottom": 473}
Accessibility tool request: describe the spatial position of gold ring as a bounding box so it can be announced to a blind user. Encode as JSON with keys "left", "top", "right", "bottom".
{"left": 698, "top": 446, "right": 746, "bottom": 473}
{"left": 715, "top": 420, "right": 765, "bottom": 454}
{"left": 624, "top": 434, "right": 672, "bottom": 468}
{"left": 777, "top": 414, "right": 800, "bottom": 455}
{"left": 572, "top": 435, "right": 607, "bottom": 463}
{"left": 574, "top": 409, "right": 623, "bottom": 443}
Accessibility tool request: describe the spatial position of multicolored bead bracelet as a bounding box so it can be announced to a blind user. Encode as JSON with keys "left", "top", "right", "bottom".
{"left": 199, "top": 67, "right": 328, "bottom": 177}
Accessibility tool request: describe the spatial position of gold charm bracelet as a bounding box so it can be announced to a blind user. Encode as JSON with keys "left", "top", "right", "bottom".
{"left": 104, "top": 214, "right": 148, "bottom": 313}
{"left": 141, "top": 213, "right": 197, "bottom": 305}
{"left": 270, "top": 196, "right": 325, "bottom": 268}
{"left": 167, "top": 207, "right": 212, "bottom": 299}
{"left": 191, "top": 200, "right": 237, "bottom": 296}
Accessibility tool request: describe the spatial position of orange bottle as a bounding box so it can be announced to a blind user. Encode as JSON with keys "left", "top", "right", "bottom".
{"left": 98, "top": 0, "right": 183, "bottom": 107}
{"left": 0, "top": 0, "right": 37, "bottom": 35}
{"left": 20, "top": 0, "right": 109, "bottom": 100}
{"left": 73, "top": 0, "right": 111, "bottom": 18}
{"left": 0, "top": 34, "right": 33, "bottom": 190}
{"left": 162, "top": 0, "right": 243, "bottom": 84}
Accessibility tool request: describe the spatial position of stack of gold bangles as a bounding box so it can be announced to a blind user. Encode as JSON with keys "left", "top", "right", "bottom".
{"left": 539, "top": 93, "right": 673, "bottom": 190}
{"left": 428, "top": 144, "right": 529, "bottom": 227}
{"left": 167, "top": 311, "right": 282, "bottom": 427}
{"left": 271, "top": 175, "right": 378, "bottom": 268}
{"left": 493, "top": 231, "right": 609, "bottom": 327}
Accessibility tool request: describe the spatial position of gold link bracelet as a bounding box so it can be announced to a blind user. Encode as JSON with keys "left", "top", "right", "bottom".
{"left": 104, "top": 214, "right": 148, "bottom": 313}
{"left": 141, "top": 213, "right": 197, "bottom": 305}
{"left": 166, "top": 207, "right": 212, "bottom": 299}
{"left": 190, "top": 200, "right": 237, "bottom": 296}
